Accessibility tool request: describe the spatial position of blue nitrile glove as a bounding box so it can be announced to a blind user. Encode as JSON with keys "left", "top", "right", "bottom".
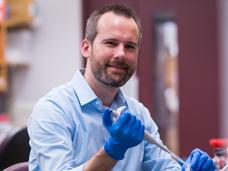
{"left": 182, "top": 148, "right": 216, "bottom": 171}
{"left": 102, "top": 108, "right": 145, "bottom": 160}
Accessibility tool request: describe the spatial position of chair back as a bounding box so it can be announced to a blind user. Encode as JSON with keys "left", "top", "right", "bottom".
{"left": 3, "top": 162, "right": 28, "bottom": 171}
{"left": 0, "top": 127, "right": 30, "bottom": 170}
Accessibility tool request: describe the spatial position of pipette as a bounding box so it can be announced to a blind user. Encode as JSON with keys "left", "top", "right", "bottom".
{"left": 221, "top": 164, "right": 228, "bottom": 171}
{"left": 111, "top": 106, "right": 186, "bottom": 167}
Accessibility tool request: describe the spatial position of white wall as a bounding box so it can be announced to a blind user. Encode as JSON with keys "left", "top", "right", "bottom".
{"left": 218, "top": 0, "right": 228, "bottom": 137}
{"left": 7, "top": 0, "right": 82, "bottom": 123}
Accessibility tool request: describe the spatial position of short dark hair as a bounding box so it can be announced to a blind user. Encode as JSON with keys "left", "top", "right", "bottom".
{"left": 85, "top": 4, "right": 142, "bottom": 43}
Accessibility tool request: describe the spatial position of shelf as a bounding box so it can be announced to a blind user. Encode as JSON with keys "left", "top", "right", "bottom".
{"left": 5, "top": 0, "right": 34, "bottom": 29}
{"left": 0, "top": 63, "right": 8, "bottom": 93}
{"left": 5, "top": 16, "right": 33, "bottom": 29}
{"left": 6, "top": 49, "right": 31, "bottom": 68}
{"left": 0, "top": 0, "right": 34, "bottom": 94}
{"left": 7, "top": 59, "right": 30, "bottom": 68}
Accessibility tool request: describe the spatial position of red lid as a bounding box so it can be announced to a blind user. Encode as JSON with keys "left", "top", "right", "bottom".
{"left": 209, "top": 138, "right": 228, "bottom": 148}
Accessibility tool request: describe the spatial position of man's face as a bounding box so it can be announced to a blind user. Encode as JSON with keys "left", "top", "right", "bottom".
{"left": 88, "top": 12, "right": 140, "bottom": 87}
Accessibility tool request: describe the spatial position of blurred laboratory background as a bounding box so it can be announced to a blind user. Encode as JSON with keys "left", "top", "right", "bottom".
{"left": 0, "top": 0, "right": 228, "bottom": 160}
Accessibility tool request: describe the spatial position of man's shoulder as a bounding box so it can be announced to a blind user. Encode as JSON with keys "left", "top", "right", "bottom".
{"left": 34, "top": 82, "right": 77, "bottom": 110}
{"left": 30, "top": 82, "right": 80, "bottom": 123}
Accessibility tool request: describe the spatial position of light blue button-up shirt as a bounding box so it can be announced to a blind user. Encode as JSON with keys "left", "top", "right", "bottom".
{"left": 28, "top": 69, "right": 181, "bottom": 171}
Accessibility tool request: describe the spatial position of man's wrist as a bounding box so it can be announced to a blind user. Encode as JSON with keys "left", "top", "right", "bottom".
{"left": 104, "top": 138, "right": 127, "bottom": 160}
{"left": 83, "top": 147, "right": 117, "bottom": 171}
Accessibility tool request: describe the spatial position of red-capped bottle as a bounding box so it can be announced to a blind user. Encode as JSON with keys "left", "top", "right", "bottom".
{"left": 209, "top": 138, "right": 228, "bottom": 170}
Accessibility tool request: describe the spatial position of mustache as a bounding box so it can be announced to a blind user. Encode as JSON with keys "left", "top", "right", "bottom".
{"left": 107, "top": 60, "right": 129, "bottom": 69}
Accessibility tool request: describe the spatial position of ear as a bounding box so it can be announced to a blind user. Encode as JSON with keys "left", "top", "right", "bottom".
{"left": 81, "top": 39, "right": 91, "bottom": 59}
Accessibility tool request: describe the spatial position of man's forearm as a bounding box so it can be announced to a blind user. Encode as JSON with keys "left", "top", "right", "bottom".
{"left": 83, "top": 147, "right": 117, "bottom": 171}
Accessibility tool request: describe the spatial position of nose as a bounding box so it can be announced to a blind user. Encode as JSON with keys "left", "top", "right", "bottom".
{"left": 115, "top": 44, "right": 126, "bottom": 59}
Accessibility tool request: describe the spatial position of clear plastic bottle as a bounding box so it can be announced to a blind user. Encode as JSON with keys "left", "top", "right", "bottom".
{"left": 209, "top": 138, "right": 228, "bottom": 170}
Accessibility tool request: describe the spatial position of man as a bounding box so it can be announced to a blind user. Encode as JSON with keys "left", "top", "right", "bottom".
{"left": 28, "top": 4, "right": 215, "bottom": 171}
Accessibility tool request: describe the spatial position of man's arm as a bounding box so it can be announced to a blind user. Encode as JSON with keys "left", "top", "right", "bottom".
{"left": 83, "top": 148, "right": 117, "bottom": 171}
{"left": 84, "top": 108, "right": 216, "bottom": 171}
{"left": 83, "top": 108, "right": 145, "bottom": 171}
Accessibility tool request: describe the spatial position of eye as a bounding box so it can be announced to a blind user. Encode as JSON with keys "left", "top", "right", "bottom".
{"left": 125, "top": 44, "right": 137, "bottom": 51}
{"left": 105, "top": 41, "right": 118, "bottom": 47}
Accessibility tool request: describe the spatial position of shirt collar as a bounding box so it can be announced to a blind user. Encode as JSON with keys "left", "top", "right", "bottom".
{"left": 71, "top": 69, "right": 97, "bottom": 106}
{"left": 71, "top": 69, "right": 128, "bottom": 109}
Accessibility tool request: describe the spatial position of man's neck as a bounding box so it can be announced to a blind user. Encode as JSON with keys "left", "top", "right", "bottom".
{"left": 94, "top": 83, "right": 118, "bottom": 106}
{"left": 84, "top": 70, "right": 118, "bottom": 106}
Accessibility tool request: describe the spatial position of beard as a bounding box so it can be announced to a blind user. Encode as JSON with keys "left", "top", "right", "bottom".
{"left": 90, "top": 54, "right": 136, "bottom": 87}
